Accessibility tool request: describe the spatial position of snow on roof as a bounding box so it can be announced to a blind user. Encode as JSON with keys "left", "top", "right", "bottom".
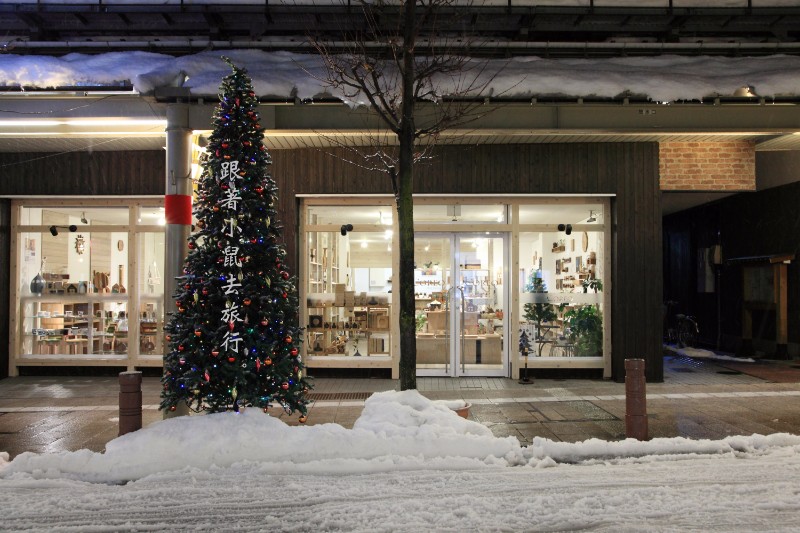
{"left": 1, "top": 49, "right": 799, "bottom": 103}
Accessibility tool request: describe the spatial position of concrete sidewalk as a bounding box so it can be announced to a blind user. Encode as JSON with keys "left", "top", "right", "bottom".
{"left": 2, "top": 355, "right": 800, "bottom": 460}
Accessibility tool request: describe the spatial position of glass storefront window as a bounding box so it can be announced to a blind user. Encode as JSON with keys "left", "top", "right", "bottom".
{"left": 137, "top": 206, "right": 166, "bottom": 226}
{"left": 414, "top": 204, "right": 506, "bottom": 223}
{"left": 518, "top": 202, "right": 604, "bottom": 225}
{"left": 137, "top": 232, "right": 165, "bottom": 359}
{"left": 301, "top": 197, "right": 610, "bottom": 378}
{"left": 519, "top": 229, "right": 605, "bottom": 358}
{"left": 305, "top": 228, "right": 392, "bottom": 357}
{"left": 308, "top": 205, "right": 393, "bottom": 227}
{"left": 21, "top": 206, "right": 130, "bottom": 226}
{"left": 13, "top": 203, "right": 164, "bottom": 368}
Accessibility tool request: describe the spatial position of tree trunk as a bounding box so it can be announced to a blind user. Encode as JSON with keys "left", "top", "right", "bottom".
{"left": 397, "top": 0, "right": 417, "bottom": 390}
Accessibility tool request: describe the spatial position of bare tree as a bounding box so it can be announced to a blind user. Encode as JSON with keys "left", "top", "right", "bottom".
{"left": 310, "top": 1, "right": 498, "bottom": 390}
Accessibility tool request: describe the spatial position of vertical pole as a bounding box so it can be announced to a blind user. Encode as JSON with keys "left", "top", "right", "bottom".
{"left": 774, "top": 263, "right": 789, "bottom": 359}
{"left": 624, "top": 358, "right": 648, "bottom": 440}
{"left": 119, "top": 371, "right": 142, "bottom": 435}
{"left": 164, "top": 103, "right": 193, "bottom": 419}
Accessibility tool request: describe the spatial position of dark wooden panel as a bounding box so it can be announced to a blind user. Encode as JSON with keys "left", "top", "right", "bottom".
{"left": 0, "top": 151, "right": 164, "bottom": 196}
{"left": 0, "top": 199, "right": 9, "bottom": 378}
{"left": 610, "top": 144, "right": 663, "bottom": 382}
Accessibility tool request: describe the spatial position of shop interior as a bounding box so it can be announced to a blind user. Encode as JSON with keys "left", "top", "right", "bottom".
{"left": 15, "top": 205, "right": 166, "bottom": 363}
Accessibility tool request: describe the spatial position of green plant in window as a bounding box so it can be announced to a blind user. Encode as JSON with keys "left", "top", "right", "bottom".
{"left": 564, "top": 305, "right": 603, "bottom": 356}
{"left": 523, "top": 274, "right": 557, "bottom": 357}
{"left": 415, "top": 311, "right": 427, "bottom": 333}
{"left": 582, "top": 278, "right": 603, "bottom": 293}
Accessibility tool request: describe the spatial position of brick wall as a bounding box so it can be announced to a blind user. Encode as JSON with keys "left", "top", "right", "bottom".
{"left": 659, "top": 141, "right": 756, "bottom": 191}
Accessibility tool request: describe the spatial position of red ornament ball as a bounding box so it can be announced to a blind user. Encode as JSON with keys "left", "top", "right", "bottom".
{"left": 178, "top": 345, "right": 184, "bottom": 352}
{"left": 228, "top": 356, "right": 236, "bottom": 363}
{"left": 281, "top": 271, "right": 290, "bottom": 280}
{"left": 264, "top": 357, "right": 272, "bottom": 366}
{"left": 284, "top": 336, "right": 292, "bottom": 343}
{"left": 290, "top": 348, "right": 298, "bottom": 356}
{"left": 202, "top": 288, "right": 209, "bottom": 296}
{"left": 194, "top": 330, "right": 202, "bottom": 337}
{"left": 299, "top": 416, "right": 308, "bottom": 424}
{"left": 281, "top": 382, "right": 289, "bottom": 390}
{"left": 243, "top": 298, "right": 252, "bottom": 306}
{"left": 260, "top": 319, "right": 269, "bottom": 326}
{"left": 211, "top": 350, "right": 219, "bottom": 357}
{"left": 169, "top": 405, "right": 177, "bottom": 412}
{"left": 222, "top": 142, "right": 229, "bottom": 149}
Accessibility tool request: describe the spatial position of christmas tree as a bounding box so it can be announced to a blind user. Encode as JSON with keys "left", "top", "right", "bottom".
{"left": 518, "top": 330, "right": 531, "bottom": 357}
{"left": 161, "top": 58, "right": 311, "bottom": 418}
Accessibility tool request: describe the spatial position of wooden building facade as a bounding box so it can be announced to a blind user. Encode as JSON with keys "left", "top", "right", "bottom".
{"left": 0, "top": 142, "right": 663, "bottom": 382}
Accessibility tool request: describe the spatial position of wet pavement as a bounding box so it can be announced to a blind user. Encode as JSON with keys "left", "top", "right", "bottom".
{"left": 2, "top": 355, "right": 800, "bottom": 460}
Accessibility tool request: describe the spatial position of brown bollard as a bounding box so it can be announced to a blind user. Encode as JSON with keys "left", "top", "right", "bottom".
{"left": 119, "top": 371, "right": 143, "bottom": 436}
{"left": 624, "top": 359, "right": 649, "bottom": 441}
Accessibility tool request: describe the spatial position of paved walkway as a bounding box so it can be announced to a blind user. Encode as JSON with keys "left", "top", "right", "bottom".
{"left": 2, "top": 355, "right": 800, "bottom": 460}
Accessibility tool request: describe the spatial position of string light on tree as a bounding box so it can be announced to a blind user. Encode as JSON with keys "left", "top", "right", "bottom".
{"left": 160, "top": 57, "right": 311, "bottom": 417}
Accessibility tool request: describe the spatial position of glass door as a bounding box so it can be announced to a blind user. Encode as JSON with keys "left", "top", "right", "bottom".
{"left": 415, "top": 233, "right": 508, "bottom": 377}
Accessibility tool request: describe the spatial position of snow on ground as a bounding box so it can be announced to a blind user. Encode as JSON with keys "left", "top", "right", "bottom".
{"left": 2, "top": 391, "right": 800, "bottom": 531}
{"left": 664, "top": 343, "right": 756, "bottom": 363}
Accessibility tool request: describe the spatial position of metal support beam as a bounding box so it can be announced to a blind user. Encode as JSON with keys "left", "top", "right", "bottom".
{"left": 163, "top": 103, "right": 192, "bottom": 418}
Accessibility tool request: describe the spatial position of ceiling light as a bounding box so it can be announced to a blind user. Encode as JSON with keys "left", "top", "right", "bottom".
{"left": 587, "top": 210, "right": 597, "bottom": 223}
{"left": 361, "top": 241, "right": 368, "bottom": 248}
{"left": 80, "top": 212, "right": 88, "bottom": 224}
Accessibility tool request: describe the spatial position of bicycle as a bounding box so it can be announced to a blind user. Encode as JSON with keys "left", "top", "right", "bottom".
{"left": 664, "top": 301, "right": 699, "bottom": 349}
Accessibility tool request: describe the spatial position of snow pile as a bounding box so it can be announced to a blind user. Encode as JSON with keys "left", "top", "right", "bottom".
{"left": 4, "top": 390, "right": 800, "bottom": 486}
{"left": 2, "top": 49, "right": 800, "bottom": 103}
{"left": 0, "top": 390, "right": 520, "bottom": 483}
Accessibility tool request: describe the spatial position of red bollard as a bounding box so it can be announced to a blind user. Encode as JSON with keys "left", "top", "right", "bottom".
{"left": 624, "top": 359, "right": 649, "bottom": 441}
{"left": 119, "top": 371, "right": 143, "bottom": 436}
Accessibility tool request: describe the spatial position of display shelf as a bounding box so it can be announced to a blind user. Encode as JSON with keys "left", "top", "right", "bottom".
{"left": 19, "top": 295, "right": 129, "bottom": 357}
{"left": 306, "top": 304, "right": 390, "bottom": 357}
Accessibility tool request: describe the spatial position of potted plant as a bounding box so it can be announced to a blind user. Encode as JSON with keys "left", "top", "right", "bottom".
{"left": 523, "top": 273, "right": 557, "bottom": 357}
{"left": 564, "top": 305, "right": 603, "bottom": 356}
{"left": 582, "top": 278, "right": 603, "bottom": 293}
{"left": 415, "top": 311, "right": 427, "bottom": 333}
